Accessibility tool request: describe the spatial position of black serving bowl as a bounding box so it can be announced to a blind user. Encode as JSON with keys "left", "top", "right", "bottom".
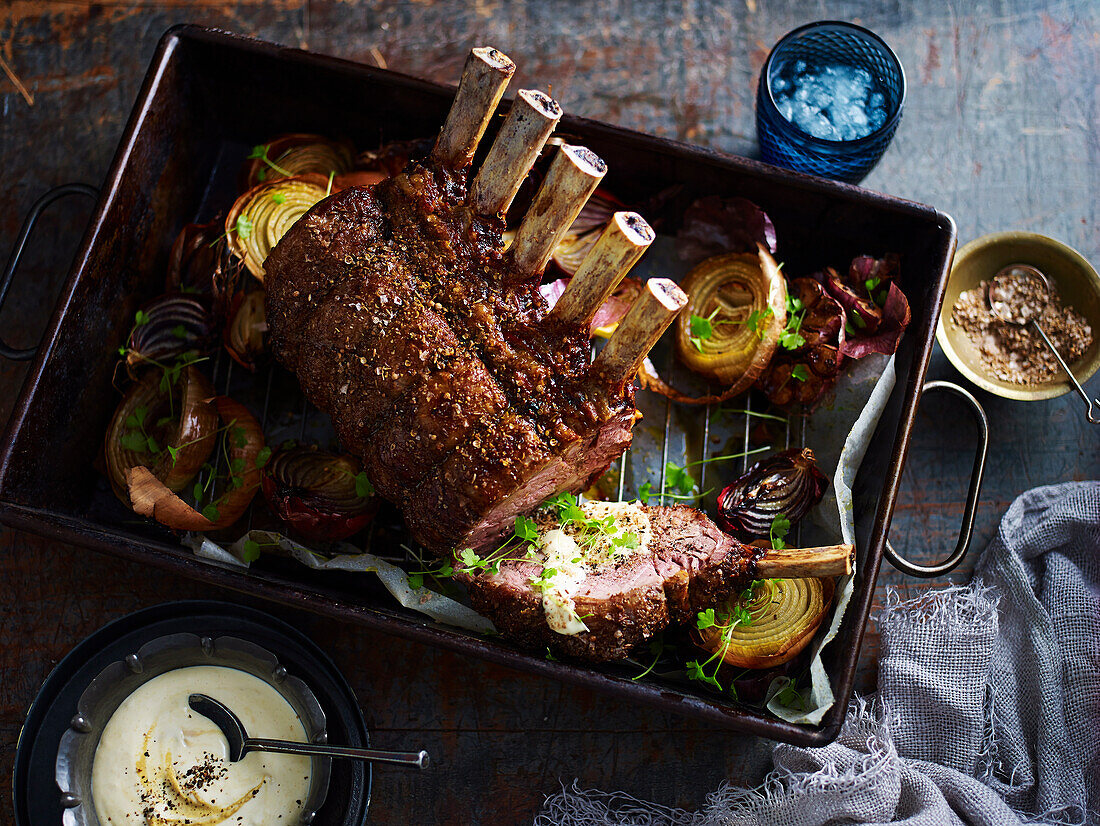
{"left": 13, "top": 600, "right": 370, "bottom": 826}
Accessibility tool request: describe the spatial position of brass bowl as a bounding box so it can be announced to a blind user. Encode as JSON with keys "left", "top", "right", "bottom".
{"left": 936, "top": 231, "right": 1100, "bottom": 400}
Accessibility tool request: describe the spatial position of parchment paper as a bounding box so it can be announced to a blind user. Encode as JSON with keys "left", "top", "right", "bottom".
{"left": 185, "top": 530, "right": 495, "bottom": 634}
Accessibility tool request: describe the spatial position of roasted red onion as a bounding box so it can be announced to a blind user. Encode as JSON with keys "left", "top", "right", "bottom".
{"left": 676, "top": 195, "right": 778, "bottom": 266}
{"left": 261, "top": 447, "right": 379, "bottom": 543}
{"left": 126, "top": 395, "right": 265, "bottom": 531}
{"left": 165, "top": 220, "right": 226, "bottom": 296}
{"left": 124, "top": 294, "right": 214, "bottom": 379}
{"left": 225, "top": 289, "right": 267, "bottom": 371}
{"left": 104, "top": 366, "right": 217, "bottom": 504}
{"left": 716, "top": 448, "right": 828, "bottom": 538}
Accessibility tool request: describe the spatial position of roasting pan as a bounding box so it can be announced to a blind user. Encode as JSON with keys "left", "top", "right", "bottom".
{"left": 0, "top": 26, "right": 975, "bottom": 746}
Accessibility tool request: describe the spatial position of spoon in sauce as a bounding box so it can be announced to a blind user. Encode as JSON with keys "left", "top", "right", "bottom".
{"left": 189, "top": 693, "right": 430, "bottom": 768}
{"left": 987, "top": 264, "right": 1100, "bottom": 424}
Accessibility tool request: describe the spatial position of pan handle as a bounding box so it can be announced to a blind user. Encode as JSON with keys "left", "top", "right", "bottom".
{"left": 883, "top": 380, "right": 989, "bottom": 577}
{"left": 0, "top": 183, "right": 99, "bottom": 361}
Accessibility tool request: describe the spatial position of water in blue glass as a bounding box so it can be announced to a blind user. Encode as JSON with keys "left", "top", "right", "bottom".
{"left": 772, "top": 59, "right": 887, "bottom": 141}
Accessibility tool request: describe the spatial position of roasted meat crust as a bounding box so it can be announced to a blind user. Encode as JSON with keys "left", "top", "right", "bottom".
{"left": 265, "top": 163, "right": 634, "bottom": 552}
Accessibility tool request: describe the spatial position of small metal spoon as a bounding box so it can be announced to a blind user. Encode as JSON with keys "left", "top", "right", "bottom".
{"left": 188, "top": 693, "right": 429, "bottom": 768}
{"left": 987, "top": 264, "right": 1100, "bottom": 424}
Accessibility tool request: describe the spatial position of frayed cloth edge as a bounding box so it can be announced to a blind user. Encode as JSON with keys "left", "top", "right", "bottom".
{"left": 879, "top": 581, "right": 1000, "bottom": 632}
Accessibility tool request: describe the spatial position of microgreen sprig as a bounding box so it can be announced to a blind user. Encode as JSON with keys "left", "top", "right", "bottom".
{"left": 686, "top": 579, "right": 777, "bottom": 694}
{"left": 248, "top": 144, "right": 293, "bottom": 179}
{"left": 688, "top": 307, "right": 738, "bottom": 353}
{"left": 773, "top": 676, "right": 806, "bottom": 710}
{"left": 637, "top": 447, "right": 771, "bottom": 504}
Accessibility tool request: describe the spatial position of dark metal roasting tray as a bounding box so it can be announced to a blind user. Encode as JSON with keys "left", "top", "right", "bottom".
{"left": 0, "top": 26, "right": 965, "bottom": 746}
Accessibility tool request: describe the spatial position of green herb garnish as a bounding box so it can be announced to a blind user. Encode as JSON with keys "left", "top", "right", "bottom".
{"left": 769, "top": 512, "right": 791, "bottom": 550}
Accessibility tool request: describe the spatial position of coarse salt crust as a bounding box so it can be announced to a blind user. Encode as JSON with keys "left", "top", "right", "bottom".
{"left": 950, "top": 280, "right": 1092, "bottom": 385}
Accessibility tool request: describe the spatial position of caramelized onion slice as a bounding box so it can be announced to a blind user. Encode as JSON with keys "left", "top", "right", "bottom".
{"left": 104, "top": 366, "right": 218, "bottom": 503}
{"left": 675, "top": 246, "right": 788, "bottom": 387}
{"left": 224, "top": 289, "right": 267, "bottom": 371}
{"left": 226, "top": 175, "right": 329, "bottom": 281}
{"left": 124, "top": 294, "right": 214, "bottom": 379}
{"left": 261, "top": 446, "right": 378, "bottom": 543}
{"left": 126, "top": 396, "right": 266, "bottom": 532}
{"left": 693, "top": 577, "right": 834, "bottom": 669}
{"left": 243, "top": 134, "right": 355, "bottom": 189}
{"left": 166, "top": 220, "right": 226, "bottom": 296}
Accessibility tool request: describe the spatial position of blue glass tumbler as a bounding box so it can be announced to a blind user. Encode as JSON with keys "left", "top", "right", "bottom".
{"left": 756, "top": 21, "right": 906, "bottom": 184}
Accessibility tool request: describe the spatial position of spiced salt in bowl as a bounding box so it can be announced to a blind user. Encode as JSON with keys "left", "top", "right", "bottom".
{"left": 937, "top": 231, "right": 1100, "bottom": 401}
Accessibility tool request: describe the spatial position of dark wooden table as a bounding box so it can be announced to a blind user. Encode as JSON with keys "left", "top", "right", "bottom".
{"left": 3, "top": 2, "right": 1098, "bottom": 823}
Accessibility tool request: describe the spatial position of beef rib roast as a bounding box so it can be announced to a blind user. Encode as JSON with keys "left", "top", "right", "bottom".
{"left": 265, "top": 47, "right": 686, "bottom": 553}
{"left": 457, "top": 500, "right": 854, "bottom": 661}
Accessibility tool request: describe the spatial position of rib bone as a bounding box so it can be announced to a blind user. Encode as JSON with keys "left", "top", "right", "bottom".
{"left": 549, "top": 211, "right": 654, "bottom": 329}
{"left": 471, "top": 90, "right": 562, "bottom": 218}
{"left": 432, "top": 47, "right": 516, "bottom": 171}
{"left": 756, "top": 544, "right": 854, "bottom": 578}
{"left": 592, "top": 277, "right": 687, "bottom": 385}
{"left": 510, "top": 144, "right": 606, "bottom": 277}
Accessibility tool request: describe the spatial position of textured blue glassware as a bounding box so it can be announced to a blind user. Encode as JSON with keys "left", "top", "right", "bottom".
{"left": 756, "top": 21, "right": 906, "bottom": 184}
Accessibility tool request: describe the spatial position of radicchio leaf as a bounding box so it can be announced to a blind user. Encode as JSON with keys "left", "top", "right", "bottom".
{"left": 840, "top": 279, "right": 911, "bottom": 358}
{"left": 676, "top": 196, "right": 778, "bottom": 266}
{"left": 821, "top": 254, "right": 910, "bottom": 358}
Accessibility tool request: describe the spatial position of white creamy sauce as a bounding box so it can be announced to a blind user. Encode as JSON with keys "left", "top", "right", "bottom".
{"left": 536, "top": 501, "right": 651, "bottom": 636}
{"left": 91, "top": 665, "right": 313, "bottom": 826}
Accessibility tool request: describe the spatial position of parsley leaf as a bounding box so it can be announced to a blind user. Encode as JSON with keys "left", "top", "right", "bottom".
{"left": 791, "top": 364, "right": 810, "bottom": 382}
{"left": 242, "top": 539, "right": 262, "bottom": 563}
{"left": 690, "top": 312, "right": 714, "bottom": 340}
{"left": 235, "top": 214, "right": 254, "bottom": 240}
{"left": 254, "top": 446, "right": 272, "bottom": 468}
{"left": 120, "top": 431, "right": 147, "bottom": 453}
{"left": 774, "top": 677, "right": 806, "bottom": 709}
{"left": 779, "top": 328, "right": 806, "bottom": 349}
{"left": 355, "top": 471, "right": 374, "bottom": 499}
{"left": 637, "top": 481, "right": 654, "bottom": 504}
{"left": 514, "top": 515, "right": 539, "bottom": 542}
{"left": 272, "top": 192, "right": 286, "bottom": 204}
{"left": 696, "top": 608, "right": 717, "bottom": 630}
{"left": 745, "top": 306, "right": 773, "bottom": 337}
{"left": 134, "top": 309, "right": 151, "bottom": 327}
{"left": 769, "top": 512, "right": 791, "bottom": 550}
{"left": 664, "top": 461, "right": 697, "bottom": 496}
{"left": 202, "top": 503, "right": 221, "bottom": 523}
{"left": 458, "top": 548, "right": 482, "bottom": 570}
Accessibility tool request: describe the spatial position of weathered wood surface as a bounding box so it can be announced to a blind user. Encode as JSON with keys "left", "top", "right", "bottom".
{"left": 2, "top": 1, "right": 1098, "bottom": 823}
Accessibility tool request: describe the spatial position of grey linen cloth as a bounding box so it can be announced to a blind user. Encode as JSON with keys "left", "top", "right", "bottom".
{"left": 535, "top": 481, "right": 1100, "bottom": 826}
